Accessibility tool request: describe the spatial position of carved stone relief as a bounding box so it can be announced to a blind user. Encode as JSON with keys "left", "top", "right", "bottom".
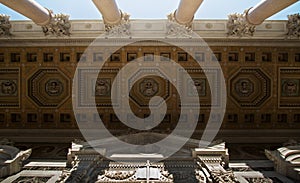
{"left": 139, "top": 78, "right": 159, "bottom": 97}
{"left": 98, "top": 170, "right": 136, "bottom": 182}
{"left": 281, "top": 79, "right": 299, "bottom": 97}
{"left": 28, "top": 69, "right": 70, "bottom": 107}
{"left": 45, "top": 79, "right": 63, "bottom": 96}
{"left": 227, "top": 10, "right": 256, "bottom": 37}
{"left": 128, "top": 69, "right": 170, "bottom": 107}
{"left": 193, "top": 142, "right": 239, "bottom": 183}
{"left": 0, "top": 14, "right": 11, "bottom": 37}
{"left": 230, "top": 68, "right": 271, "bottom": 107}
{"left": 0, "top": 80, "right": 17, "bottom": 96}
{"left": 179, "top": 68, "right": 221, "bottom": 108}
{"left": 245, "top": 177, "right": 277, "bottom": 183}
{"left": 42, "top": 11, "right": 71, "bottom": 36}
{"left": 0, "top": 69, "right": 20, "bottom": 107}
{"left": 166, "top": 11, "right": 193, "bottom": 38}
{"left": 94, "top": 78, "right": 111, "bottom": 97}
{"left": 287, "top": 13, "right": 300, "bottom": 38}
{"left": 97, "top": 161, "right": 173, "bottom": 182}
{"left": 210, "top": 169, "right": 239, "bottom": 183}
{"left": 104, "top": 11, "right": 130, "bottom": 37}
{"left": 234, "top": 78, "right": 254, "bottom": 97}
{"left": 188, "top": 78, "right": 206, "bottom": 97}
{"left": 77, "top": 69, "right": 119, "bottom": 107}
{"left": 279, "top": 68, "right": 300, "bottom": 108}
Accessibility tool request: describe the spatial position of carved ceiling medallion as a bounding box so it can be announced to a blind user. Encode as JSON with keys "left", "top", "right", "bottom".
{"left": 234, "top": 78, "right": 254, "bottom": 97}
{"left": 45, "top": 79, "right": 63, "bottom": 96}
{"left": 0, "top": 80, "right": 17, "bottom": 96}
{"left": 139, "top": 78, "right": 159, "bottom": 97}
{"left": 229, "top": 68, "right": 271, "bottom": 107}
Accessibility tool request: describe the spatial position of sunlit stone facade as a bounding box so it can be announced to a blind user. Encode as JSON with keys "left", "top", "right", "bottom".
{"left": 0, "top": 0, "right": 300, "bottom": 182}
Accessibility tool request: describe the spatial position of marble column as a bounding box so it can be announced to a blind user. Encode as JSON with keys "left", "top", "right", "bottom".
{"left": 174, "top": 0, "right": 204, "bottom": 25}
{"left": 92, "top": 0, "right": 121, "bottom": 25}
{"left": 0, "top": 0, "right": 52, "bottom": 26}
{"left": 246, "top": 0, "right": 299, "bottom": 25}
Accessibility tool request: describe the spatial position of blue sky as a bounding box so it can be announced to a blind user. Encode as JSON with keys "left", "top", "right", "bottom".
{"left": 0, "top": 0, "right": 299, "bottom": 20}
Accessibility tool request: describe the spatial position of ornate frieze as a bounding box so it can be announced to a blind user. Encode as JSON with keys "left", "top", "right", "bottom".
{"left": 97, "top": 161, "right": 173, "bottom": 183}
{"left": 104, "top": 11, "right": 130, "bottom": 37}
{"left": 210, "top": 169, "right": 239, "bottom": 183}
{"left": 0, "top": 14, "right": 11, "bottom": 37}
{"left": 166, "top": 11, "right": 193, "bottom": 38}
{"left": 245, "top": 177, "right": 274, "bottom": 183}
{"left": 287, "top": 13, "right": 300, "bottom": 38}
{"left": 227, "top": 10, "right": 256, "bottom": 37}
{"left": 42, "top": 11, "right": 71, "bottom": 36}
{"left": 97, "top": 170, "right": 136, "bottom": 182}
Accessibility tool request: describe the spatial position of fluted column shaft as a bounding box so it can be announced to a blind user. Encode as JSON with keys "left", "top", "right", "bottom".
{"left": 175, "top": 0, "right": 204, "bottom": 25}
{"left": 92, "top": 0, "right": 121, "bottom": 25}
{"left": 246, "top": 0, "right": 299, "bottom": 25}
{"left": 0, "top": 0, "right": 51, "bottom": 26}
